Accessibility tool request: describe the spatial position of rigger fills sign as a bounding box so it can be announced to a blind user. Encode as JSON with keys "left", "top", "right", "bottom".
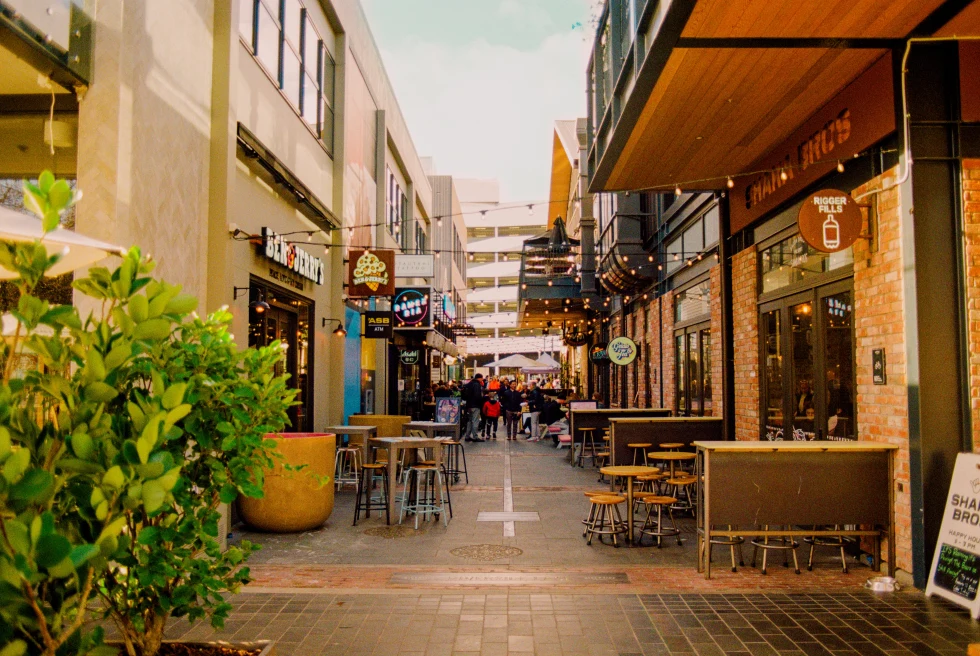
{"left": 261, "top": 227, "right": 324, "bottom": 285}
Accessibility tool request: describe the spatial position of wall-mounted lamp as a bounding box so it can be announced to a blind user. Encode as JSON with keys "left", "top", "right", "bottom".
{"left": 322, "top": 318, "right": 347, "bottom": 336}
{"left": 233, "top": 286, "right": 269, "bottom": 314}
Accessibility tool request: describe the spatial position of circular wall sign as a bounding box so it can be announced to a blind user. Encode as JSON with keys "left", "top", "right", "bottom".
{"left": 589, "top": 343, "right": 609, "bottom": 365}
{"left": 393, "top": 288, "right": 429, "bottom": 326}
{"left": 797, "top": 189, "right": 863, "bottom": 253}
{"left": 607, "top": 336, "right": 638, "bottom": 366}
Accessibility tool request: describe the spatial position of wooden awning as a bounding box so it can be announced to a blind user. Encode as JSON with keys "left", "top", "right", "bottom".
{"left": 590, "top": 0, "right": 980, "bottom": 194}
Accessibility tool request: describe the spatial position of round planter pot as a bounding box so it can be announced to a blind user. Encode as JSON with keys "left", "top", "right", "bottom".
{"left": 238, "top": 433, "right": 335, "bottom": 532}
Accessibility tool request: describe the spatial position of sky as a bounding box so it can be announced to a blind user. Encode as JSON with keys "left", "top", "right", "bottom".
{"left": 361, "top": 0, "right": 593, "bottom": 202}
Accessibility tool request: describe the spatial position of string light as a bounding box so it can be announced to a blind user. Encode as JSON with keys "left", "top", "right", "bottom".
{"left": 648, "top": 255, "right": 654, "bottom": 262}
{"left": 527, "top": 204, "right": 534, "bottom": 216}
{"left": 780, "top": 169, "right": 788, "bottom": 182}
{"left": 837, "top": 161, "right": 845, "bottom": 173}
{"left": 674, "top": 186, "right": 682, "bottom": 196}
{"left": 307, "top": 232, "right": 313, "bottom": 242}
{"left": 726, "top": 177, "right": 734, "bottom": 189}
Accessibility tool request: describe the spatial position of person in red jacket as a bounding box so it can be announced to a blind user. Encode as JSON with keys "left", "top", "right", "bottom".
{"left": 482, "top": 393, "right": 503, "bottom": 440}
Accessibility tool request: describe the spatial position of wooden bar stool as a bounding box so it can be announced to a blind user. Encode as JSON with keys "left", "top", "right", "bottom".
{"left": 637, "top": 496, "right": 682, "bottom": 547}
{"left": 804, "top": 525, "right": 851, "bottom": 573}
{"left": 751, "top": 525, "right": 801, "bottom": 575}
{"left": 584, "top": 495, "right": 628, "bottom": 546}
{"left": 661, "top": 442, "right": 684, "bottom": 451}
{"left": 700, "top": 525, "right": 746, "bottom": 572}
{"left": 353, "top": 463, "right": 389, "bottom": 526}
{"left": 636, "top": 472, "right": 664, "bottom": 494}
{"left": 628, "top": 443, "right": 652, "bottom": 466}
{"left": 665, "top": 476, "right": 697, "bottom": 514}
{"left": 575, "top": 428, "right": 597, "bottom": 467}
{"left": 582, "top": 490, "right": 623, "bottom": 536}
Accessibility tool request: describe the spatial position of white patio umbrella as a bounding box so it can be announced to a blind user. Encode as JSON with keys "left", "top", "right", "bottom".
{"left": 0, "top": 205, "right": 127, "bottom": 279}
{"left": 484, "top": 353, "right": 541, "bottom": 369}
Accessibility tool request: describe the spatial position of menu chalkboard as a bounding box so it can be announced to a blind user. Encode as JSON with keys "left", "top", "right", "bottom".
{"left": 934, "top": 544, "right": 980, "bottom": 601}
{"left": 926, "top": 453, "right": 980, "bottom": 618}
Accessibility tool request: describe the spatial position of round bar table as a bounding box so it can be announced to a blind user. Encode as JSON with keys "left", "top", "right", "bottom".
{"left": 647, "top": 452, "right": 696, "bottom": 478}
{"left": 598, "top": 465, "right": 660, "bottom": 546}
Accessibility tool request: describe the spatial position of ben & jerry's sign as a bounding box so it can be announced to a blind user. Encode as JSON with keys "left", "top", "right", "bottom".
{"left": 348, "top": 249, "right": 395, "bottom": 298}
{"left": 731, "top": 54, "right": 895, "bottom": 233}
{"left": 262, "top": 228, "right": 324, "bottom": 285}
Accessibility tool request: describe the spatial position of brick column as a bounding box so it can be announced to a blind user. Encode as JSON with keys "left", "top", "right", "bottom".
{"left": 732, "top": 248, "right": 759, "bottom": 440}
{"left": 709, "top": 263, "right": 724, "bottom": 419}
{"left": 964, "top": 159, "right": 980, "bottom": 451}
{"left": 853, "top": 166, "right": 911, "bottom": 572}
{"left": 661, "top": 290, "right": 676, "bottom": 412}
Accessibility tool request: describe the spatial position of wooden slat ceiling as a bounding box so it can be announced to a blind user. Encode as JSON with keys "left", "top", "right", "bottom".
{"left": 602, "top": 0, "right": 957, "bottom": 192}
{"left": 682, "top": 0, "right": 942, "bottom": 38}
{"left": 937, "top": 1, "right": 980, "bottom": 35}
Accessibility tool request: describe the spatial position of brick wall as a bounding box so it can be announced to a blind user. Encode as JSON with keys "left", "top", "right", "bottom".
{"left": 732, "top": 247, "right": 760, "bottom": 440}
{"left": 709, "top": 264, "right": 724, "bottom": 418}
{"left": 964, "top": 159, "right": 980, "bottom": 451}
{"left": 852, "top": 165, "right": 911, "bottom": 573}
{"left": 661, "top": 290, "right": 676, "bottom": 412}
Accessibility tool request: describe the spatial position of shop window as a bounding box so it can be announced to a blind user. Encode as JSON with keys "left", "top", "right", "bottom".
{"left": 255, "top": 0, "right": 280, "bottom": 76}
{"left": 759, "top": 233, "right": 853, "bottom": 294}
{"left": 239, "top": 0, "right": 255, "bottom": 50}
{"left": 674, "top": 279, "right": 710, "bottom": 323}
{"left": 415, "top": 221, "right": 426, "bottom": 254}
{"left": 320, "top": 52, "right": 335, "bottom": 153}
{"left": 762, "top": 310, "right": 784, "bottom": 439}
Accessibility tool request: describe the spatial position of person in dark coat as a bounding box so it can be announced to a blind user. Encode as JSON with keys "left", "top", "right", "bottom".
{"left": 500, "top": 381, "right": 524, "bottom": 441}
{"left": 462, "top": 374, "right": 486, "bottom": 442}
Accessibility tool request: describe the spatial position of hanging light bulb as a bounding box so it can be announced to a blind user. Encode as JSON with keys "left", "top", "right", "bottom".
{"left": 307, "top": 232, "right": 313, "bottom": 242}
{"left": 648, "top": 255, "right": 654, "bottom": 262}
{"left": 674, "top": 186, "right": 682, "bottom": 196}
{"left": 436, "top": 217, "right": 443, "bottom": 226}
{"left": 673, "top": 253, "right": 679, "bottom": 261}
{"left": 547, "top": 280, "right": 553, "bottom": 287}
{"left": 528, "top": 204, "right": 534, "bottom": 215}
{"left": 779, "top": 169, "right": 788, "bottom": 182}
{"left": 658, "top": 264, "right": 663, "bottom": 271}
{"left": 503, "top": 254, "right": 508, "bottom": 261}
{"left": 468, "top": 253, "right": 474, "bottom": 261}
{"left": 435, "top": 251, "right": 441, "bottom": 259}
{"left": 837, "top": 161, "right": 845, "bottom": 173}
{"left": 726, "top": 177, "right": 734, "bottom": 189}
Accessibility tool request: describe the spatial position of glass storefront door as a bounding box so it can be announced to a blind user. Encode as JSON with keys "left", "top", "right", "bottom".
{"left": 675, "top": 323, "right": 712, "bottom": 416}
{"left": 759, "top": 281, "right": 855, "bottom": 440}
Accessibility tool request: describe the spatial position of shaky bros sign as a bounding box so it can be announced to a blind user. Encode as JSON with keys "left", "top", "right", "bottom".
{"left": 261, "top": 228, "right": 324, "bottom": 285}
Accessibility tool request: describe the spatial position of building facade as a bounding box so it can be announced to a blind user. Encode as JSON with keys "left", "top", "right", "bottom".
{"left": 0, "top": 0, "right": 455, "bottom": 428}
{"left": 575, "top": 0, "right": 980, "bottom": 587}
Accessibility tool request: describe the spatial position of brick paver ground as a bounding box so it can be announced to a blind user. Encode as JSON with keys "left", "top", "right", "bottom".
{"left": 191, "top": 436, "right": 980, "bottom": 654}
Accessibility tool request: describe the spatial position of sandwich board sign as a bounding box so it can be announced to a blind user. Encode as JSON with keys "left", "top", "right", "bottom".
{"left": 926, "top": 452, "right": 980, "bottom": 617}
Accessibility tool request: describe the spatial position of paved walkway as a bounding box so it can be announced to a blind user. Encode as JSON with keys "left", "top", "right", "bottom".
{"left": 185, "top": 435, "right": 980, "bottom": 655}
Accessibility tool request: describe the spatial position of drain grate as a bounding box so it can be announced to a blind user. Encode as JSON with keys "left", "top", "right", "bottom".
{"left": 363, "top": 525, "right": 420, "bottom": 539}
{"left": 449, "top": 544, "right": 523, "bottom": 562}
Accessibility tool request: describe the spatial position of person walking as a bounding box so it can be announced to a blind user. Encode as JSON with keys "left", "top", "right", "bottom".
{"left": 482, "top": 392, "right": 502, "bottom": 440}
{"left": 500, "top": 380, "right": 524, "bottom": 441}
{"left": 462, "top": 374, "right": 486, "bottom": 442}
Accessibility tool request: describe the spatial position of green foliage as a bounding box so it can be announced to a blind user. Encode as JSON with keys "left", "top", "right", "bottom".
{"left": 0, "top": 172, "right": 297, "bottom": 656}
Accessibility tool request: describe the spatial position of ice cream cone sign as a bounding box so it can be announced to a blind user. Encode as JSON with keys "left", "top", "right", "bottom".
{"left": 348, "top": 249, "right": 395, "bottom": 297}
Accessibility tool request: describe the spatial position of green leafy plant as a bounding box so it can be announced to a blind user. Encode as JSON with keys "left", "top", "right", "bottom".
{"left": 0, "top": 172, "right": 298, "bottom": 656}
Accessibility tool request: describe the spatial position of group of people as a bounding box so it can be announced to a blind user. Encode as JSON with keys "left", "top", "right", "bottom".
{"left": 459, "top": 374, "right": 577, "bottom": 443}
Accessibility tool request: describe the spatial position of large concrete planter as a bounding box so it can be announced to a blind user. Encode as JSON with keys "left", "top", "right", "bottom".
{"left": 238, "top": 433, "right": 335, "bottom": 532}
{"left": 108, "top": 640, "right": 275, "bottom": 655}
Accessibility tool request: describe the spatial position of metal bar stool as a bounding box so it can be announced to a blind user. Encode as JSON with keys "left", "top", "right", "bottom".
{"left": 353, "top": 463, "right": 389, "bottom": 526}
{"left": 399, "top": 465, "right": 449, "bottom": 529}
{"left": 334, "top": 445, "right": 362, "bottom": 491}
{"left": 575, "top": 428, "right": 597, "bottom": 468}
{"left": 417, "top": 459, "right": 453, "bottom": 519}
{"left": 628, "top": 443, "right": 652, "bottom": 466}
{"left": 700, "top": 525, "right": 746, "bottom": 573}
{"left": 804, "top": 525, "right": 851, "bottom": 573}
{"left": 751, "top": 525, "right": 801, "bottom": 575}
{"left": 584, "top": 495, "right": 628, "bottom": 547}
{"left": 441, "top": 439, "right": 468, "bottom": 486}
{"left": 637, "top": 496, "right": 682, "bottom": 547}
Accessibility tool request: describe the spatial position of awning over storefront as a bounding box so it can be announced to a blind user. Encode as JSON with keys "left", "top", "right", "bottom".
{"left": 589, "top": 0, "right": 979, "bottom": 197}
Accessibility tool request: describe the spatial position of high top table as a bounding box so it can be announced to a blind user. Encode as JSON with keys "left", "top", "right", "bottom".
{"left": 403, "top": 421, "right": 460, "bottom": 441}
{"left": 647, "top": 451, "right": 696, "bottom": 478}
{"left": 598, "top": 465, "right": 660, "bottom": 546}
{"left": 324, "top": 425, "right": 377, "bottom": 464}
{"left": 369, "top": 436, "right": 447, "bottom": 525}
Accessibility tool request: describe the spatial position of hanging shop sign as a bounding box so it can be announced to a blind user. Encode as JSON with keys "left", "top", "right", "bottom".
{"left": 872, "top": 348, "right": 887, "bottom": 385}
{"left": 589, "top": 343, "right": 609, "bottom": 365}
{"left": 395, "top": 254, "right": 435, "bottom": 278}
{"left": 564, "top": 331, "right": 590, "bottom": 347}
{"left": 393, "top": 287, "right": 431, "bottom": 328}
{"left": 926, "top": 452, "right": 980, "bottom": 618}
{"left": 261, "top": 228, "right": 324, "bottom": 285}
{"left": 797, "top": 190, "right": 863, "bottom": 253}
{"left": 363, "top": 311, "right": 393, "bottom": 339}
{"left": 400, "top": 349, "right": 421, "bottom": 365}
{"left": 607, "top": 336, "right": 638, "bottom": 366}
{"left": 348, "top": 249, "right": 395, "bottom": 298}
{"left": 730, "top": 55, "right": 895, "bottom": 233}
{"left": 441, "top": 294, "right": 457, "bottom": 321}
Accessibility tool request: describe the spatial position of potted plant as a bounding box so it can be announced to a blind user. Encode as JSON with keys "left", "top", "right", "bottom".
{"left": 0, "top": 173, "right": 295, "bottom": 656}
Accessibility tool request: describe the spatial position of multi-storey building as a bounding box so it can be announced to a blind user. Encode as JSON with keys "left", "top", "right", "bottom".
{"left": 0, "top": 0, "right": 457, "bottom": 426}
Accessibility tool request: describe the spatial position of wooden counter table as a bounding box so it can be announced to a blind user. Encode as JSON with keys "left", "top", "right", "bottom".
{"left": 693, "top": 440, "right": 898, "bottom": 579}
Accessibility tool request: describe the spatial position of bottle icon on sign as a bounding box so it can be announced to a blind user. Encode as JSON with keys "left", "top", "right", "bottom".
{"left": 823, "top": 214, "right": 840, "bottom": 250}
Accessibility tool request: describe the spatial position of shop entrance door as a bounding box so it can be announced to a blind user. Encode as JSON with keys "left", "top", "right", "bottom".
{"left": 674, "top": 323, "right": 712, "bottom": 417}
{"left": 249, "top": 288, "right": 313, "bottom": 432}
{"left": 760, "top": 280, "right": 855, "bottom": 441}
